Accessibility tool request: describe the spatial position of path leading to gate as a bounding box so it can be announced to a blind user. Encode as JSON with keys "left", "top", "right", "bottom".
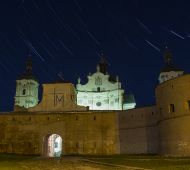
{"left": 17, "top": 156, "right": 151, "bottom": 170}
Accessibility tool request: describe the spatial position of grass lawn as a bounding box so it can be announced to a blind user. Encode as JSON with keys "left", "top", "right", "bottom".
{"left": 87, "top": 155, "right": 190, "bottom": 170}
{"left": 1, "top": 154, "right": 190, "bottom": 170}
{"left": 0, "top": 154, "right": 35, "bottom": 170}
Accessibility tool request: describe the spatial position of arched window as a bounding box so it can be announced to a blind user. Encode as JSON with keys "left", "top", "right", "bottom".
{"left": 169, "top": 104, "right": 175, "bottom": 113}
{"left": 22, "top": 89, "right": 26, "bottom": 95}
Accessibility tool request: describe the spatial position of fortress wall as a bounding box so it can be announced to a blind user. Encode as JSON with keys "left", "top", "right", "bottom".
{"left": 0, "top": 114, "right": 41, "bottom": 155}
{"left": 118, "top": 106, "right": 159, "bottom": 154}
{"left": 0, "top": 111, "right": 119, "bottom": 156}
{"left": 156, "top": 74, "right": 190, "bottom": 156}
{"left": 159, "top": 115, "right": 190, "bottom": 156}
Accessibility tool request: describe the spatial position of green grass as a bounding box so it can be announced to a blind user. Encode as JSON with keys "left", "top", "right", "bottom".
{"left": 86, "top": 155, "right": 190, "bottom": 170}
{"left": 0, "top": 154, "right": 35, "bottom": 170}
{"left": 1, "top": 154, "right": 190, "bottom": 170}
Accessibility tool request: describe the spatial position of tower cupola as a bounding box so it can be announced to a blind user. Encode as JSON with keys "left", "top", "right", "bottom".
{"left": 158, "top": 47, "right": 184, "bottom": 84}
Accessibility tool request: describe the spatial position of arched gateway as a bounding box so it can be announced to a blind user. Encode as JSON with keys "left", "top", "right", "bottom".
{"left": 43, "top": 134, "right": 62, "bottom": 157}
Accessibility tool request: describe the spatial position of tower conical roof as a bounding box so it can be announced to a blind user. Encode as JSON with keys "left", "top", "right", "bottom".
{"left": 97, "top": 54, "right": 109, "bottom": 74}
{"left": 18, "top": 55, "right": 38, "bottom": 81}
{"left": 160, "top": 47, "right": 183, "bottom": 72}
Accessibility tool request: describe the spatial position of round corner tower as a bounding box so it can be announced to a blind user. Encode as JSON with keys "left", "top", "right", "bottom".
{"left": 14, "top": 57, "right": 39, "bottom": 108}
{"left": 156, "top": 74, "right": 190, "bottom": 156}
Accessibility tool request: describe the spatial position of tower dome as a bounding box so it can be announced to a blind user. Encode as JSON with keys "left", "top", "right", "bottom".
{"left": 14, "top": 56, "right": 39, "bottom": 109}
{"left": 158, "top": 47, "right": 184, "bottom": 84}
{"left": 98, "top": 54, "right": 108, "bottom": 74}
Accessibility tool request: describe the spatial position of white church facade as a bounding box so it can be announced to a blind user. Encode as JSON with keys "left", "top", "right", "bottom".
{"left": 76, "top": 58, "right": 136, "bottom": 110}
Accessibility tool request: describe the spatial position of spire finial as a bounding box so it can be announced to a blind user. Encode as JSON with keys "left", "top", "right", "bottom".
{"left": 164, "top": 46, "right": 172, "bottom": 65}
{"left": 97, "top": 53, "right": 109, "bottom": 74}
{"left": 26, "top": 56, "right": 32, "bottom": 73}
{"left": 116, "top": 75, "right": 119, "bottom": 82}
{"left": 96, "top": 65, "right": 100, "bottom": 72}
{"left": 78, "top": 77, "right": 81, "bottom": 84}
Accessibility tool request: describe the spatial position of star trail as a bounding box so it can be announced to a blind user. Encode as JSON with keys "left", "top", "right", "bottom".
{"left": 0, "top": 0, "right": 189, "bottom": 111}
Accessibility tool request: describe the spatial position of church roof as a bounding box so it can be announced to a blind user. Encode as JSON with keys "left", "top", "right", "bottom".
{"left": 160, "top": 64, "right": 183, "bottom": 73}
{"left": 160, "top": 47, "right": 183, "bottom": 73}
{"left": 18, "top": 72, "right": 38, "bottom": 81}
{"left": 17, "top": 57, "right": 38, "bottom": 81}
{"left": 97, "top": 54, "right": 117, "bottom": 83}
{"left": 98, "top": 56, "right": 108, "bottom": 74}
{"left": 45, "top": 80, "right": 71, "bottom": 84}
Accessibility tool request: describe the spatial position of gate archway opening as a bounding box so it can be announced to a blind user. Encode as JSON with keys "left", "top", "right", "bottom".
{"left": 44, "top": 134, "right": 62, "bottom": 157}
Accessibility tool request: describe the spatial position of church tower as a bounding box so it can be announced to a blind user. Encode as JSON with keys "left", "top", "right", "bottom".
{"left": 158, "top": 47, "right": 184, "bottom": 84}
{"left": 98, "top": 56, "right": 108, "bottom": 74}
{"left": 14, "top": 57, "right": 39, "bottom": 109}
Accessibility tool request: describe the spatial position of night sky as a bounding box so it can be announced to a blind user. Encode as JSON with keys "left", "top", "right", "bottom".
{"left": 0, "top": 0, "right": 189, "bottom": 111}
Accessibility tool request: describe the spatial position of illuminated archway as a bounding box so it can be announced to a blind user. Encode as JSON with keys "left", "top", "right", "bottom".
{"left": 44, "top": 134, "right": 62, "bottom": 157}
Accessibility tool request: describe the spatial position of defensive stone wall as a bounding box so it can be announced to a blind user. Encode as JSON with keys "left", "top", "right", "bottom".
{"left": 117, "top": 106, "right": 159, "bottom": 154}
{"left": 0, "top": 111, "right": 119, "bottom": 156}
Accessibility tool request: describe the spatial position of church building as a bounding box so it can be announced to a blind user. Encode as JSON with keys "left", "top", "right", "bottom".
{"left": 76, "top": 57, "right": 136, "bottom": 110}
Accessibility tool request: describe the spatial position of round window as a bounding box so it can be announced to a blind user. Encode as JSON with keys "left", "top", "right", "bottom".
{"left": 96, "top": 102, "right": 102, "bottom": 106}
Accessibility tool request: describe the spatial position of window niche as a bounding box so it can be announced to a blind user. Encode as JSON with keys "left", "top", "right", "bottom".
{"left": 97, "top": 87, "right": 100, "bottom": 92}
{"left": 185, "top": 100, "right": 190, "bottom": 110}
{"left": 71, "top": 95, "right": 74, "bottom": 101}
{"left": 169, "top": 104, "right": 175, "bottom": 113}
{"left": 22, "top": 89, "right": 26, "bottom": 95}
{"left": 159, "top": 108, "right": 162, "bottom": 116}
